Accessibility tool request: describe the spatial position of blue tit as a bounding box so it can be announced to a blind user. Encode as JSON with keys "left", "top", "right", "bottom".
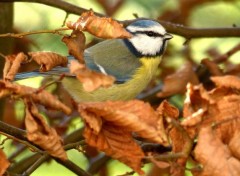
{"left": 16, "top": 20, "right": 172, "bottom": 102}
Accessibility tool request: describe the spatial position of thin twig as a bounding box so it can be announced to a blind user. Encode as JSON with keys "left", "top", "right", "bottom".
{"left": 64, "top": 140, "right": 85, "bottom": 150}
{"left": 0, "top": 121, "right": 27, "bottom": 140}
{"left": 0, "top": 27, "right": 69, "bottom": 38}
{"left": 0, "top": 131, "right": 43, "bottom": 153}
{"left": 8, "top": 145, "right": 27, "bottom": 161}
{"left": 145, "top": 152, "right": 186, "bottom": 161}
{"left": 214, "top": 43, "right": 240, "bottom": 63}
{"left": 55, "top": 159, "right": 91, "bottom": 176}
{"left": 22, "top": 153, "right": 49, "bottom": 176}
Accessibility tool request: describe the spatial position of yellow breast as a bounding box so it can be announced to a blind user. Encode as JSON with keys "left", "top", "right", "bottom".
{"left": 62, "top": 57, "right": 162, "bottom": 102}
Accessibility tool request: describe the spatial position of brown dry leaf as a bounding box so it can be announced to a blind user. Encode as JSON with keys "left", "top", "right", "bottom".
{"left": 229, "top": 130, "right": 240, "bottom": 160}
{"left": 157, "top": 61, "right": 199, "bottom": 98}
{"left": 69, "top": 60, "right": 115, "bottom": 92}
{"left": 4, "top": 52, "right": 28, "bottom": 81}
{"left": 25, "top": 100, "right": 67, "bottom": 160}
{"left": 78, "top": 100, "right": 169, "bottom": 145}
{"left": 66, "top": 11, "right": 132, "bottom": 39}
{"left": 211, "top": 75, "right": 240, "bottom": 90}
{"left": 84, "top": 123, "right": 145, "bottom": 175}
{"left": 156, "top": 100, "right": 190, "bottom": 176}
{"left": 0, "top": 149, "right": 10, "bottom": 176}
{"left": 78, "top": 100, "right": 175, "bottom": 175}
{"left": 62, "top": 30, "right": 85, "bottom": 64}
{"left": 181, "top": 84, "right": 212, "bottom": 129}
{"left": 28, "top": 51, "right": 68, "bottom": 72}
{"left": 194, "top": 126, "right": 240, "bottom": 176}
{"left": 0, "top": 80, "right": 71, "bottom": 115}
{"left": 156, "top": 100, "right": 179, "bottom": 120}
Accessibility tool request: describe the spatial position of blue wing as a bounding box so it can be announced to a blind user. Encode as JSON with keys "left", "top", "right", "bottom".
{"left": 15, "top": 39, "right": 140, "bottom": 83}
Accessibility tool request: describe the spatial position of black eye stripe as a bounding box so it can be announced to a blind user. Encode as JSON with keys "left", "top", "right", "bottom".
{"left": 131, "top": 31, "right": 163, "bottom": 37}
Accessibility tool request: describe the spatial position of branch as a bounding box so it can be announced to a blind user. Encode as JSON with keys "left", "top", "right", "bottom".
{"left": 0, "top": 120, "right": 26, "bottom": 140}
{"left": 0, "top": 27, "right": 69, "bottom": 38}
{"left": 2, "top": 0, "right": 104, "bottom": 16}
{"left": 2, "top": 0, "right": 240, "bottom": 38}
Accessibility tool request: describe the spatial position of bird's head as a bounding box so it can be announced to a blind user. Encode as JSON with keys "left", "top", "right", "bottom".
{"left": 125, "top": 20, "right": 172, "bottom": 57}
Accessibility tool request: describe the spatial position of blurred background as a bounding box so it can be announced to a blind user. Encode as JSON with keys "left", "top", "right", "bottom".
{"left": 0, "top": 0, "right": 240, "bottom": 175}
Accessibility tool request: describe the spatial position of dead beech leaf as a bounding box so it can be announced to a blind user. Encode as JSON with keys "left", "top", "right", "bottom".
{"left": 28, "top": 51, "right": 68, "bottom": 72}
{"left": 25, "top": 101, "right": 67, "bottom": 160}
{"left": 79, "top": 100, "right": 168, "bottom": 145}
{"left": 156, "top": 100, "right": 179, "bottom": 120}
{"left": 229, "top": 130, "right": 240, "bottom": 160}
{"left": 156, "top": 100, "right": 189, "bottom": 176}
{"left": 0, "top": 80, "right": 71, "bottom": 115}
{"left": 62, "top": 30, "right": 85, "bottom": 64}
{"left": 0, "top": 149, "right": 10, "bottom": 176}
{"left": 69, "top": 60, "right": 115, "bottom": 92}
{"left": 4, "top": 52, "right": 28, "bottom": 81}
{"left": 181, "top": 84, "right": 212, "bottom": 128}
{"left": 66, "top": 11, "right": 132, "bottom": 39}
{"left": 194, "top": 127, "right": 240, "bottom": 176}
{"left": 157, "top": 62, "right": 199, "bottom": 98}
{"left": 211, "top": 75, "right": 240, "bottom": 90}
{"left": 79, "top": 100, "right": 178, "bottom": 174}
{"left": 84, "top": 123, "right": 145, "bottom": 175}
{"left": 211, "top": 94, "right": 240, "bottom": 144}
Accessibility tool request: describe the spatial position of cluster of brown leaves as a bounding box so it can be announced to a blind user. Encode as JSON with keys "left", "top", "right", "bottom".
{"left": 79, "top": 100, "right": 178, "bottom": 175}
{"left": 0, "top": 80, "right": 71, "bottom": 160}
{"left": 179, "top": 75, "right": 240, "bottom": 176}
{"left": 3, "top": 51, "right": 68, "bottom": 81}
{"left": 66, "top": 10, "right": 132, "bottom": 39}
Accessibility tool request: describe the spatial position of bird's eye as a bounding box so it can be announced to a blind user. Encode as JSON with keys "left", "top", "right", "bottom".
{"left": 146, "top": 31, "right": 155, "bottom": 37}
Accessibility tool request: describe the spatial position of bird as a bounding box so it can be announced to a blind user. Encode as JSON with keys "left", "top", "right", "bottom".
{"left": 15, "top": 20, "right": 172, "bottom": 102}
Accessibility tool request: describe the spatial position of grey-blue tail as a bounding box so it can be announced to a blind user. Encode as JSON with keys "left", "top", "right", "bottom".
{"left": 14, "top": 67, "right": 73, "bottom": 81}
{"left": 14, "top": 56, "right": 76, "bottom": 81}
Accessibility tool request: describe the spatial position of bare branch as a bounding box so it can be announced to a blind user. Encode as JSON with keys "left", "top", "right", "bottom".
{"left": 0, "top": 27, "right": 69, "bottom": 38}
{"left": 2, "top": 0, "right": 240, "bottom": 38}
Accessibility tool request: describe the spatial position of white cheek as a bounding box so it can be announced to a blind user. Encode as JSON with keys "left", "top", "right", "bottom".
{"left": 129, "top": 35, "right": 163, "bottom": 55}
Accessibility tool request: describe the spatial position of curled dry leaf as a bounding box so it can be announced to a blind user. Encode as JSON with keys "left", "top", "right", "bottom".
{"left": 4, "top": 52, "right": 28, "bottom": 81}
{"left": 229, "top": 130, "right": 240, "bottom": 160}
{"left": 156, "top": 100, "right": 179, "bottom": 120}
{"left": 194, "top": 127, "right": 240, "bottom": 176}
{"left": 211, "top": 75, "right": 240, "bottom": 90}
{"left": 157, "top": 61, "right": 199, "bottom": 98}
{"left": 0, "top": 80, "right": 71, "bottom": 115}
{"left": 69, "top": 60, "right": 115, "bottom": 92}
{"left": 28, "top": 51, "right": 68, "bottom": 72}
{"left": 79, "top": 100, "right": 169, "bottom": 145}
{"left": 66, "top": 11, "right": 132, "bottom": 39}
{"left": 181, "top": 83, "right": 213, "bottom": 130}
{"left": 25, "top": 101, "right": 68, "bottom": 161}
{"left": 62, "top": 30, "right": 85, "bottom": 64}
{"left": 78, "top": 100, "right": 177, "bottom": 175}
{"left": 181, "top": 75, "right": 240, "bottom": 176}
{"left": 84, "top": 123, "right": 145, "bottom": 175}
{"left": 0, "top": 149, "right": 10, "bottom": 176}
{"left": 156, "top": 101, "right": 189, "bottom": 176}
